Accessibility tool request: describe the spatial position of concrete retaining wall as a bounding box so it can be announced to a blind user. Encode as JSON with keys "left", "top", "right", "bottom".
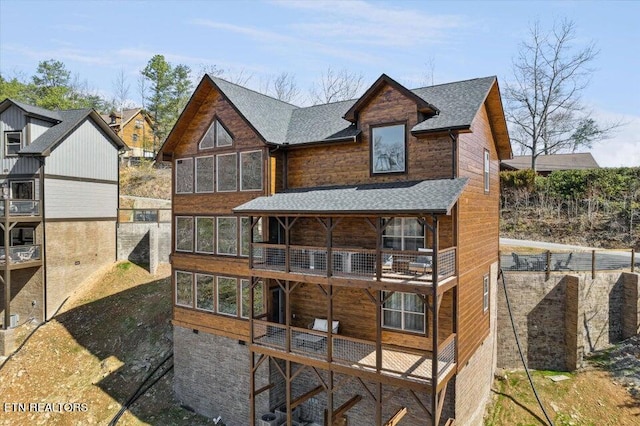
{"left": 116, "top": 222, "right": 170, "bottom": 272}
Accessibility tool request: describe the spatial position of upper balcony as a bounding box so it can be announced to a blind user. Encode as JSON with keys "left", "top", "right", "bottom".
{"left": 0, "top": 200, "right": 42, "bottom": 222}
{"left": 0, "top": 244, "right": 42, "bottom": 270}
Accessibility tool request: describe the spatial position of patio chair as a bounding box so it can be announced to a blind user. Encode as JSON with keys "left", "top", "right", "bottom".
{"left": 408, "top": 248, "right": 433, "bottom": 274}
{"left": 16, "top": 246, "right": 36, "bottom": 262}
{"left": 511, "top": 253, "right": 531, "bottom": 271}
{"left": 294, "top": 318, "right": 339, "bottom": 350}
{"left": 554, "top": 252, "right": 573, "bottom": 271}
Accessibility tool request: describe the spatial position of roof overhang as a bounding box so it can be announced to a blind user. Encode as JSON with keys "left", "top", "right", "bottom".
{"left": 234, "top": 178, "right": 468, "bottom": 217}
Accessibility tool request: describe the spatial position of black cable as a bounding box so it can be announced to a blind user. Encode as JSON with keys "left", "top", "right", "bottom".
{"left": 499, "top": 268, "right": 554, "bottom": 426}
{"left": 108, "top": 352, "right": 174, "bottom": 426}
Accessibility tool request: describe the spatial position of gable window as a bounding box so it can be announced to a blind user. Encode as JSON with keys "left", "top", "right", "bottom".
{"left": 175, "top": 158, "right": 194, "bottom": 194}
{"left": 135, "top": 119, "right": 143, "bottom": 128}
{"left": 382, "top": 218, "right": 424, "bottom": 251}
{"left": 483, "top": 274, "right": 490, "bottom": 313}
{"left": 199, "top": 118, "right": 234, "bottom": 149}
{"left": 217, "top": 276, "right": 238, "bottom": 316}
{"left": 484, "top": 149, "right": 490, "bottom": 193}
{"left": 132, "top": 134, "right": 139, "bottom": 143}
{"left": 217, "top": 217, "right": 237, "bottom": 255}
{"left": 5, "top": 131, "right": 22, "bottom": 157}
{"left": 371, "top": 124, "right": 405, "bottom": 174}
{"left": 195, "top": 217, "right": 215, "bottom": 253}
{"left": 382, "top": 291, "right": 425, "bottom": 333}
{"left": 175, "top": 271, "right": 194, "bottom": 307}
{"left": 175, "top": 216, "right": 194, "bottom": 252}
{"left": 195, "top": 273, "right": 215, "bottom": 312}
{"left": 216, "top": 153, "right": 237, "bottom": 192}
{"left": 195, "top": 156, "right": 214, "bottom": 193}
{"left": 240, "top": 150, "right": 263, "bottom": 191}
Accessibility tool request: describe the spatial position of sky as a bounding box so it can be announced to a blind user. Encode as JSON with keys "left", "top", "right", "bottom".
{"left": 0, "top": 0, "right": 638, "bottom": 167}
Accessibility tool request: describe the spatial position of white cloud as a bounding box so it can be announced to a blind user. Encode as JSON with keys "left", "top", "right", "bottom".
{"left": 589, "top": 109, "right": 640, "bottom": 167}
{"left": 2, "top": 44, "right": 111, "bottom": 66}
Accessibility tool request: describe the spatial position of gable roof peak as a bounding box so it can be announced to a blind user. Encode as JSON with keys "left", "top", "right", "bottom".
{"left": 207, "top": 74, "right": 300, "bottom": 109}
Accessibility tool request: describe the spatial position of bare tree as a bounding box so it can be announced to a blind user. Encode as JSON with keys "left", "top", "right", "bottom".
{"left": 226, "top": 68, "right": 254, "bottom": 86}
{"left": 310, "top": 67, "right": 364, "bottom": 104}
{"left": 505, "top": 19, "right": 618, "bottom": 170}
{"left": 261, "top": 72, "right": 300, "bottom": 103}
{"left": 137, "top": 73, "right": 147, "bottom": 110}
{"left": 112, "top": 68, "right": 133, "bottom": 110}
{"left": 424, "top": 56, "right": 436, "bottom": 86}
{"left": 197, "top": 63, "right": 225, "bottom": 81}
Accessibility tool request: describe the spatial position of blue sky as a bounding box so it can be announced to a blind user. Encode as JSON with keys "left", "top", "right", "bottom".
{"left": 1, "top": 0, "right": 638, "bottom": 166}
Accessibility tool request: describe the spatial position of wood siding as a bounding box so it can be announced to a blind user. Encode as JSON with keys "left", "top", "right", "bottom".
{"left": 45, "top": 119, "right": 119, "bottom": 182}
{"left": 286, "top": 83, "right": 453, "bottom": 189}
{"left": 456, "top": 103, "right": 500, "bottom": 366}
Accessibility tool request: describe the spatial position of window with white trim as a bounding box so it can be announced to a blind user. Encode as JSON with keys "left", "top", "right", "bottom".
{"left": 199, "top": 118, "right": 234, "bottom": 149}
{"left": 175, "top": 158, "right": 194, "bottom": 194}
{"left": 217, "top": 217, "right": 237, "bottom": 255}
{"left": 195, "top": 273, "right": 215, "bottom": 312}
{"left": 195, "top": 156, "right": 214, "bottom": 193}
{"left": 216, "top": 121, "right": 233, "bottom": 147}
{"left": 217, "top": 276, "right": 237, "bottom": 316}
{"left": 175, "top": 271, "right": 193, "bottom": 307}
{"left": 175, "top": 216, "right": 194, "bottom": 252}
{"left": 240, "top": 150, "right": 262, "bottom": 191}
{"left": 216, "top": 153, "right": 237, "bottom": 192}
{"left": 483, "top": 274, "right": 490, "bottom": 313}
{"left": 382, "top": 218, "right": 425, "bottom": 251}
{"left": 195, "top": 217, "right": 214, "bottom": 253}
{"left": 382, "top": 291, "right": 425, "bottom": 333}
{"left": 4, "top": 131, "right": 22, "bottom": 157}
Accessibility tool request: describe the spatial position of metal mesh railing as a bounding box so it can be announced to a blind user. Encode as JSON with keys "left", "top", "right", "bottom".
{"left": 332, "top": 335, "right": 376, "bottom": 368}
{"left": 438, "top": 335, "right": 456, "bottom": 376}
{"left": 252, "top": 320, "right": 286, "bottom": 350}
{"left": 502, "top": 249, "right": 639, "bottom": 274}
{"left": 438, "top": 247, "right": 456, "bottom": 279}
{"left": 291, "top": 326, "right": 327, "bottom": 359}
{"left": 332, "top": 248, "right": 377, "bottom": 278}
{"left": 253, "top": 243, "right": 286, "bottom": 271}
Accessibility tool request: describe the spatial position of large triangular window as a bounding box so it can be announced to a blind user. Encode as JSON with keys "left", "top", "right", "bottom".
{"left": 199, "top": 118, "right": 233, "bottom": 149}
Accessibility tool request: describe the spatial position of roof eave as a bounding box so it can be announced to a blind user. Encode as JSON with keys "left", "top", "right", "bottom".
{"left": 232, "top": 208, "right": 451, "bottom": 217}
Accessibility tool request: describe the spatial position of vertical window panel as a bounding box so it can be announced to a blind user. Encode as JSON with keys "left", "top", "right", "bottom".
{"left": 175, "top": 216, "right": 194, "bottom": 252}
{"left": 175, "top": 158, "right": 194, "bottom": 194}
{"left": 195, "top": 217, "right": 214, "bottom": 253}
{"left": 216, "top": 153, "right": 237, "bottom": 192}
{"left": 175, "top": 271, "right": 193, "bottom": 307}
{"left": 195, "top": 156, "right": 214, "bottom": 193}
{"left": 217, "top": 276, "right": 237, "bottom": 316}
{"left": 216, "top": 121, "right": 233, "bottom": 147}
{"left": 199, "top": 121, "right": 215, "bottom": 149}
{"left": 217, "top": 217, "right": 237, "bottom": 255}
{"left": 240, "top": 150, "right": 263, "bottom": 191}
{"left": 195, "top": 274, "right": 215, "bottom": 312}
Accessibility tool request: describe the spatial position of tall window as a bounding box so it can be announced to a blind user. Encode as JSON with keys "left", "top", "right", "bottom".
{"left": 11, "top": 181, "right": 34, "bottom": 199}
{"left": 175, "top": 158, "right": 194, "bottom": 194}
{"left": 240, "top": 150, "right": 263, "bottom": 191}
{"left": 199, "top": 118, "right": 234, "bottom": 149}
{"left": 371, "top": 124, "right": 405, "bottom": 174}
{"left": 217, "top": 217, "right": 237, "bottom": 255}
{"left": 216, "top": 153, "right": 237, "bottom": 192}
{"left": 175, "top": 216, "right": 194, "bottom": 252}
{"left": 382, "top": 291, "right": 425, "bottom": 333}
{"left": 195, "top": 217, "right": 214, "bottom": 253}
{"left": 217, "top": 276, "right": 238, "bottom": 316}
{"left": 382, "top": 218, "right": 424, "bottom": 251}
{"left": 484, "top": 149, "right": 490, "bottom": 193}
{"left": 195, "top": 274, "right": 215, "bottom": 312}
{"left": 241, "top": 279, "right": 264, "bottom": 319}
{"left": 195, "top": 156, "right": 214, "bottom": 193}
{"left": 483, "top": 274, "right": 490, "bottom": 313}
{"left": 5, "top": 131, "right": 22, "bottom": 157}
{"left": 175, "top": 271, "right": 193, "bottom": 307}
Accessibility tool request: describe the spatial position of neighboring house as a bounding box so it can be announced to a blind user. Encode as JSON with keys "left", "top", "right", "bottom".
{"left": 0, "top": 99, "right": 126, "bottom": 355}
{"left": 101, "top": 109, "right": 154, "bottom": 163}
{"left": 500, "top": 152, "right": 599, "bottom": 175}
{"left": 157, "top": 74, "right": 511, "bottom": 426}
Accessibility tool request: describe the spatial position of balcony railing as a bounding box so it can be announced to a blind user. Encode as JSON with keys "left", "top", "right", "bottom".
{"left": 0, "top": 200, "right": 41, "bottom": 217}
{"left": 252, "top": 319, "right": 456, "bottom": 384}
{"left": 0, "top": 244, "right": 42, "bottom": 264}
{"left": 252, "top": 243, "right": 456, "bottom": 283}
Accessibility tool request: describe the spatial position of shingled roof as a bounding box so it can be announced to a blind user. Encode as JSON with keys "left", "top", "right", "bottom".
{"left": 0, "top": 99, "right": 126, "bottom": 156}
{"left": 501, "top": 153, "right": 600, "bottom": 172}
{"left": 234, "top": 178, "right": 468, "bottom": 215}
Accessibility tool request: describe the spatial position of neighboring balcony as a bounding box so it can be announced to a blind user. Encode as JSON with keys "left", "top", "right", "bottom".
{"left": 0, "top": 244, "right": 42, "bottom": 269}
{"left": 251, "top": 243, "right": 457, "bottom": 287}
{"left": 0, "top": 200, "right": 42, "bottom": 221}
{"left": 251, "top": 319, "right": 456, "bottom": 388}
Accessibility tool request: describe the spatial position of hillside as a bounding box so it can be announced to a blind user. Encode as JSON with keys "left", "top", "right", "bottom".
{"left": 120, "top": 162, "right": 171, "bottom": 200}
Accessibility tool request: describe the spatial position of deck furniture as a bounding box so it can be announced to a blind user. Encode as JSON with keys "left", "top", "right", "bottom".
{"left": 294, "top": 318, "right": 339, "bottom": 350}
{"left": 409, "top": 248, "right": 433, "bottom": 274}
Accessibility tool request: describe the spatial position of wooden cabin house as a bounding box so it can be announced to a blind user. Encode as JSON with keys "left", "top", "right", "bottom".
{"left": 158, "top": 74, "right": 511, "bottom": 426}
{"left": 0, "top": 99, "right": 125, "bottom": 355}
{"left": 101, "top": 108, "right": 154, "bottom": 163}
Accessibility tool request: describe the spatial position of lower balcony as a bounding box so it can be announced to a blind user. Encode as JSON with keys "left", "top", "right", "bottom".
{"left": 0, "top": 245, "right": 42, "bottom": 269}
{"left": 252, "top": 319, "right": 456, "bottom": 387}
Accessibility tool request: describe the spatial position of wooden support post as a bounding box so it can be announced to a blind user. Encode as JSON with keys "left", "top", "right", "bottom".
{"left": 545, "top": 250, "right": 551, "bottom": 281}
{"left": 285, "top": 280, "right": 291, "bottom": 353}
{"left": 327, "top": 218, "right": 333, "bottom": 277}
{"left": 384, "top": 407, "right": 407, "bottom": 426}
{"left": 376, "top": 382, "right": 383, "bottom": 426}
{"left": 3, "top": 195, "right": 11, "bottom": 330}
{"left": 376, "top": 288, "right": 383, "bottom": 426}
{"left": 327, "top": 285, "right": 333, "bottom": 363}
{"left": 431, "top": 214, "right": 439, "bottom": 426}
{"left": 285, "top": 217, "right": 291, "bottom": 273}
{"left": 286, "top": 360, "right": 292, "bottom": 426}
{"left": 249, "top": 351, "right": 255, "bottom": 426}
{"left": 592, "top": 249, "right": 596, "bottom": 279}
{"left": 326, "top": 370, "right": 334, "bottom": 426}
{"left": 376, "top": 217, "right": 382, "bottom": 281}
{"left": 632, "top": 248, "right": 636, "bottom": 273}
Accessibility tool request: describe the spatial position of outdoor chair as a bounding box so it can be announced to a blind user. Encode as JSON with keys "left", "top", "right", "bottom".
{"left": 511, "top": 253, "right": 531, "bottom": 270}
{"left": 408, "top": 248, "right": 433, "bottom": 274}
{"left": 554, "top": 252, "right": 573, "bottom": 271}
{"left": 294, "top": 318, "right": 339, "bottom": 351}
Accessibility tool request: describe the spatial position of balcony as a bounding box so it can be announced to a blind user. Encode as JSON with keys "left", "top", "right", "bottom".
{"left": 0, "top": 200, "right": 41, "bottom": 219}
{"left": 251, "top": 243, "right": 456, "bottom": 286}
{"left": 0, "top": 244, "right": 42, "bottom": 269}
{"left": 252, "top": 319, "right": 456, "bottom": 387}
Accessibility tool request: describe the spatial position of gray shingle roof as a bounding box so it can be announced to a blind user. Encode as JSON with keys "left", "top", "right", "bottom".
{"left": 3, "top": 99, "right": 61, "bottom": 121}
{"left": 501, "top": 153, "right": 600, "bottom": 172}
{"left": 208, "top": 75, "right": 497, "bottom": 146}
{"left": 20, "top": 109, "right": 93, "bottom": 155}
{"left": 234, "top": 178, "right": 468, "bottom": 215}
{"left": 410, "top": 76, "right": 496, "bottom": 133}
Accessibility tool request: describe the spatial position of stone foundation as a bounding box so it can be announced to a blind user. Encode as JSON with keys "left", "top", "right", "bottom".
{"left": 0, "top": 328, "right": 15, "bottom": 356}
